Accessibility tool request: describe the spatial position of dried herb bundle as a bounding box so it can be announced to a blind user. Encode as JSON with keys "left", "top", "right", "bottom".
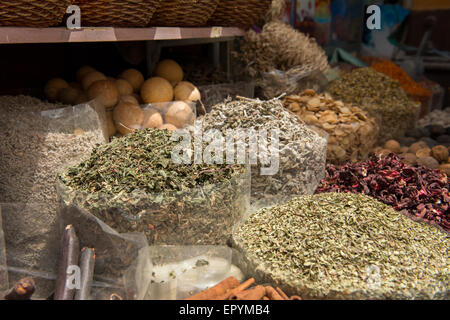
{"left": 201, "top": 97, "right": 327, "bottom": 208}
{"left": 327, "top": 68, "right": 420, "bottom": 143}
{"left": 284, "top": 89, "right": 379, "bottom": 164}
{"left": 58, "top": 129, "right": 249, "bottom": 245}
{"left": 317, "top": 154, "right": 449, "bottom": 232}
{"left": 265, "top": 0, "right": 286, "bottom": 23}
{"left": 233, "top": 192, "right": 449, "bottom": 299}
{"left": 239, "top": 21, "right": 329, "bottom": 77}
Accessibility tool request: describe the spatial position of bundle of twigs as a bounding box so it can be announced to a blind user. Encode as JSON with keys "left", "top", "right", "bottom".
{"left": 265, "top": 0, "right": 286, "bottom": 23}
{"left": 240, "top": 21, "right": 329, "bottom": 77}
{"left": 238, "top": 21, "right": 329, "bottom": 98}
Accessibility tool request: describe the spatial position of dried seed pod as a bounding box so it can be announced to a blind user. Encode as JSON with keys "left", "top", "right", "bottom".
{"left": 416, "top": 147, "right": 431, "bottom": 159}
{"left": 417, "top": 156, "right": 439, "bottom": 169}
{"left": 400, "top": 153, "right": 417, "bottom": 166}
{"left": 400, "top": 146, "right": 409, "bottom": 154}
{"left": 439, "top": 163, "right": 450, "bottom": 175}
{"left": 283, "top": 91, "right": 378, "bottom": 164}
{"left": 409, "top": 141, "right": 428, "bottom": 154}
{"left": 431, "top": 145, "right": 449, "bottom": 163}
{"left": 378, "top": 149, "right": 392, "bottom": 158}
{"left": 384, "top": 140, "right": 401, "bottom": 153}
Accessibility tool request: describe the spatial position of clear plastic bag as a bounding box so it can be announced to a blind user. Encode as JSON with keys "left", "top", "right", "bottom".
{"left": 1, "top": 202, "right": 148, "bottom": 300}
{"left": 0, "top": 206, "right": 7, "bottom": 292}
{"left": 200, "top": 97, "right": 328, "bottom": 210}
{"left": 112, "top": 100, "right": 197, "bottom": 136}
{"left": 123, "top": 245, "right": 244, "bottom": 300}
{"left": 257, "top": 67, "right": 329, "bottom": 99}
{"left": 199, "top": 82, "right": 255, "bottom": 112}
{"left": 57, "top": 166, "right": 251, "bottom": 246}
{"left": 1, "top": 203, "right": 63, "bottom": 298}
{"left": 0, "top": 97, "right": 108, "bottom": 298}
{"left": 59, "top": 204, "right": 149, "bottom": 299}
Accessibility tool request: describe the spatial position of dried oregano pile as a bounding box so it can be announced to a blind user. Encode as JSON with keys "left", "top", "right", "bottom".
{"left": 327, "top": 68, "right": 420, "bottom": 143}
{"left": 233, "top": 193, "right": 449, "bottom": 299}
{"left": 58, "top": 129, "right": 249, "bottom": 245}
{"left": 201, "top": 97, "right": 327, "bottom": 208}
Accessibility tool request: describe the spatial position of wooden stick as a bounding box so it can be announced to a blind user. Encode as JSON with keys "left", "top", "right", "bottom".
{"left": 74, "top": 247, "right": 95, "bottom": 300}
{"left": 186, "top": 276, "right": 240, "bottom": 300}
{"left": 3, "top": 277, "right": 35, "bottom": 300}
{"left": 229, "top": 285, "right": 266, "bottom": 300}
{"left": 54, "top": 225, "right": 80, "bottom": 300}
{"left": 212, "top": 278, "right": 255, "bottom": 300}
{"left": 265, "top": 286, "right": 284, "bottom": 300}
{"left": 276, "top": 287, "right": 289, "bottom": 300}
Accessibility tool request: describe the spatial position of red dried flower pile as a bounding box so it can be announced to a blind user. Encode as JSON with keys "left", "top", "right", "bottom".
{"left": 316, "top": 154, "right": 449, "bottom": 232}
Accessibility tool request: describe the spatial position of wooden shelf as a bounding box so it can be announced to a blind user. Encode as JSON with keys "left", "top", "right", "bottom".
{"left": 0, "top": 26, "right": 245, "bottom": 44}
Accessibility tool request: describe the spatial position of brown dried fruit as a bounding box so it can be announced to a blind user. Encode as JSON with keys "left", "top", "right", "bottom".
{"left": 400, "top": 146, "right": 409, "bottom": 153}
{"left": 439, "top": 163, "right": 450, "bottom": 175}
{"left": 283, "top": 91, "right": 378, "bottom": 164}
{"left": 416, "top": 156, "right": 439, "bottom": 169}
{"left": 431, "top": 145, "right": 449, "bottom": 163}
{"left": 408, "top": 141, "right": 428, "bottom": 154}
{"left": 416, "top": 147, "right": 431, "bottom": 159}
{"left": 384, "top": 140, "right": 401, "bottom": 153}
{"left": 400, "top": 153, "right": 417, "bottom": 166}
{"left": 377, "top": 149, "right": 392, "bottom": 158}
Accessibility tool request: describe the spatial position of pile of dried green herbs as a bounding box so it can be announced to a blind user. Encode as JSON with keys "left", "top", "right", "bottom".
{"left": 201, "top": 96, "right": 327, "bottom": 209}
{"left": 327, "top": 68, "right": 420, "bottom": 143}
{"left": 58, "top": 129, "right": 250, "bottom": 245}
{"left": 232, "top": 192, "right": 449, "bottom": 299}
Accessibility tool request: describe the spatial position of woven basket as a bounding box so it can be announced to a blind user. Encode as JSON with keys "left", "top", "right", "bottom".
{"left": 0, "top": 0, "right": 71, "bottom": 27}
{"left": 149, "top": 0, "right": 219, "bottom": 27}
{"left": 74, "top": 0, "right": 161, "bottom": 27}
{"left": 208, "top": 0, "right": 272, "bottom": 28}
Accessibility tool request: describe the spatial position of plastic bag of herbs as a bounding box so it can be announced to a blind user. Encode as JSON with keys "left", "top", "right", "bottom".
{"left": 200, "top": 96, "right": 328, "bottom": 210}
{"left": 327, "top": 68, "right": 420, "bottom": 143}
{"left": 232, "top": 193, "right": 449, "bottom": 300}
{"left": 57, "top": 129, "right": 251, "bottom": 247}
{"left": 0, "top": 96, "right": 108, "bottom": 298}
{"left": 1, "top": 202, "right": 147, "bottom": 300}
{"left": 257, "top": 66, "right": 329, "bottom": 100}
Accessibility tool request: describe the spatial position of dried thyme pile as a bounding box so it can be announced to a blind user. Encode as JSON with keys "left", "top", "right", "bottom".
{"left": 201, "top": 97, "right": 327, "bottom": 208}
{"left": 58, "top": 129, "right": 249, "bottom": 245}
{"left": 327, "top": 68, "right": 420, "bottom": 142}
{"left": 233, "top": 193, "right": 449, "bottom": 299}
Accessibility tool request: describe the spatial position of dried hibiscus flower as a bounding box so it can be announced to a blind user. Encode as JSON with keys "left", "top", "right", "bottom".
{"left": 316, "top": 154, "right": 449, "bottom": 232}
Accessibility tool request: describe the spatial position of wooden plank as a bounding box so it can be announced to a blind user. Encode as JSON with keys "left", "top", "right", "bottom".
{"left": 0, "top": 27, "right": 244, "bottom": 44}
